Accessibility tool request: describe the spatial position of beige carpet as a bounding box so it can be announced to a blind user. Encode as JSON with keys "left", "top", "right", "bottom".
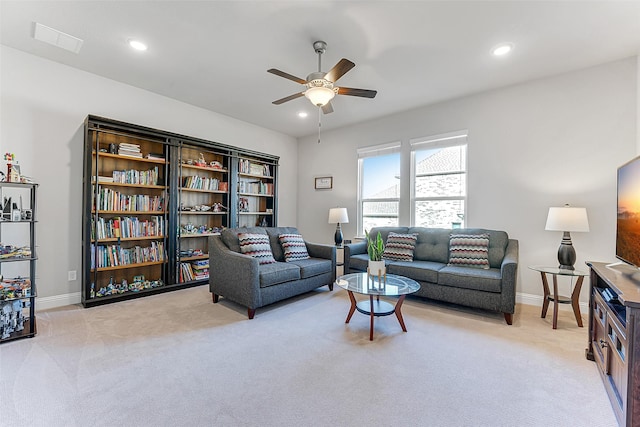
{"left": 1, "top": 285, "right": 617, "bottom": 427}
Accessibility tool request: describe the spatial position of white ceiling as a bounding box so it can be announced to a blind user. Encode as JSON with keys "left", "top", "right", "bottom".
{"left": 2, "top": 1, "right": 640, "bottom": 138}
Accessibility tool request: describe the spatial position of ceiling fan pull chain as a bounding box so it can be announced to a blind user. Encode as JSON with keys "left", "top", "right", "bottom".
{"left": 317, "top": 107, "right": 322, "bottom": 144}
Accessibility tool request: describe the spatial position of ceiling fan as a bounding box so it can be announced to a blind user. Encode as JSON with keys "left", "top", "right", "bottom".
{"left": 268, "top": 40, "right": 377, "bottom": 114}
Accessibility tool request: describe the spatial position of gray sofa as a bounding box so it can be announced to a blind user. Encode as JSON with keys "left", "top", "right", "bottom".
{"left": 344, "top": 227, "right": 518, "bottom": 324}
{"left": 209, "top": 227, "right": 336, "bottom": 319}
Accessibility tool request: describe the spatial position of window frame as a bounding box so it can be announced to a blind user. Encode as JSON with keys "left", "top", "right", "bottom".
{"left": 410, "top": 131, "right": 468, "bottom": 229}
{"left": 357, "top": 141, "right": 402, "bottom": 236}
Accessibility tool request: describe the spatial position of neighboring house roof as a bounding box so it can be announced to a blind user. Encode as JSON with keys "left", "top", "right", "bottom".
{"left": 370, "top": 146, "right": 463, "bottom": 199}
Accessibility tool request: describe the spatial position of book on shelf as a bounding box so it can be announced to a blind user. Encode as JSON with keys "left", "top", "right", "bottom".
{"left": 92, "top": 176, "right": 114, "bottom": 183}
{"left": 146, "top": 152, "right": 164, "bottom": 160}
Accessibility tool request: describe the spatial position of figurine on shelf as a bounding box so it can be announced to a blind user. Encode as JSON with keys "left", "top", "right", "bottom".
{"left": 238, "top": 197, "right": 249, "bottom": 212}
{"left": 195, "top": 153, "right": 207, "bottom": 167}
{"left": 212, "top": 203, "right": 227, "bottom": 212}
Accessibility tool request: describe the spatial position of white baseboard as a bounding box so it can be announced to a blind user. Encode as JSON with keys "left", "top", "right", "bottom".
{"left": 517, "top": 292, "right": 589, "bottom": 312}
{"left": 34, "top": 291, "right": 588, "bottom": 312}
{"left": 36, "top": 292, "right": 81, "bottom": 311}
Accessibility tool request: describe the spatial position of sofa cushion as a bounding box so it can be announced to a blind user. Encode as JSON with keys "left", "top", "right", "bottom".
{"left": 221, "top": 227, "right": 265, "bottom": 253}
{"left": 409, "top": 228, "right": 450, "bottom": 264}
{"left": 387, "top": 260, "right": 445, "bottom": 283}
{"left": 278, "top": 233, "right": 310, "bottom": 262}
{"left": 238, "top": 233, "right": 277, "bottom": 265}
{"left": 366, "top": 227, "right": 410, "bottom": 247}
{"left": 383, "top": 232, "right": 418, "bottom": 262}
{"left": 448, "top": 233, "right": 490, "bottom": 269}
{"left": 265, "top": 227, "right": 300, "bottom": 261}
{"left": 289, "top": 258, "right": 332, "bottom": 278}
{"left": 438, "top": 265, "right": 502, "bottom": 293}
{"left": 259, "top": 262, "right": 301, "bottom": 288}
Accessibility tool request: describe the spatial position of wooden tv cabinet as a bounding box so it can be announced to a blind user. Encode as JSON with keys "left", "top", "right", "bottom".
{"left": 585, "top": 262, "right": 640, "bottom": 426}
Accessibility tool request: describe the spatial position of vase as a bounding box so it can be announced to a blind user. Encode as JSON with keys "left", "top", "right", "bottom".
{"left": 368, "top": 260, "right": 386, "bottom": 277}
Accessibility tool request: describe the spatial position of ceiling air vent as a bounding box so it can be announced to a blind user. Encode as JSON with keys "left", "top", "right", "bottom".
{"left": 32, "top": 22, "right": 83, "bottom": 54}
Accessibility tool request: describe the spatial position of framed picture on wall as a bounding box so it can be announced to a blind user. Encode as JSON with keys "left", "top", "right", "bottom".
{"left": 314, "top": 176, "right": 333, "bottom": 190}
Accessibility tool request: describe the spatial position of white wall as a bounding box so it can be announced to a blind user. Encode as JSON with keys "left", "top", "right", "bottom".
{"left": 297, "top": 57, "right": 638, "bottom": 303}
{"left": 0, "top": 46, "right": 298, "bottom": 307}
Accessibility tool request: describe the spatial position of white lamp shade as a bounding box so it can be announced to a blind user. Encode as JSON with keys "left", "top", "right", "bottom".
{"left": 328, "top": 207, "right": 349, "bottom": 224}
{"left": 305, "top": 86, "right": 335, "bottom": 107}
{"left": 545, "top": 206, "right": 590, "bottom": 232}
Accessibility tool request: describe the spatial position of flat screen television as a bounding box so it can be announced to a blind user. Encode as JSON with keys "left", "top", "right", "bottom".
{"left": 617, "top": 155, "right": 640, "bottom": 267}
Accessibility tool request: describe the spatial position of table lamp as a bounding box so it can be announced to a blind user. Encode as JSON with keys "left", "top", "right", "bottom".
{"left": 328, "top": 207, "right": 349, "bottom": 246}
{"left": 545, "top": 204, "right": 590, "bottom": 270}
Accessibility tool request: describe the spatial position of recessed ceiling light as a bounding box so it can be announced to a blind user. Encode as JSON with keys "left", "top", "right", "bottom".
{"left": 128, "top": 39, "right": 148, "bottom": 51}
{"left": 492, "top": 43, "right": 513, "bottom": 57}
{"left": 297, "top": 112, "right": 308, "bottom": 118}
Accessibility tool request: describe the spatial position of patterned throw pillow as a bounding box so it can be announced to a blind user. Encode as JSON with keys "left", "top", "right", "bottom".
{"left": 448, "top": 234, "right": 490, "bottom": 269}
{"left": 238, "top": 233, "right": 276, "bottom": 265}
{"left": 382, "top": 232, "right": 418, "bottom": 262}
{"left": 278, "top": 233, "right": 310, "bottom": 262}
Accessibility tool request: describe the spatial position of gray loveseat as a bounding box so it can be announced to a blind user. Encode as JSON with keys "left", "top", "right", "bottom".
{"left": 209, "top": 227, "right": 336, "bottom": 319}
{"left": 344, "top": 227, "right": 518, "bottom": 324}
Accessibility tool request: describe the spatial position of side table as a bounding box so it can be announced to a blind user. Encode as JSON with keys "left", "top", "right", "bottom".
{"left": 529, "top": 265, "right": 588, "bottom": 329}
{"left": 335, "top": 245, "right": 344, "bottom": 277}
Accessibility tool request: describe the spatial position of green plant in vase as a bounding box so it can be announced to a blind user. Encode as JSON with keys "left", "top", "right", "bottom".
{"left": 365, "top": 230, "right": 386, "bottom": 277}
{"left": 365, "top": 230, "right": 384, "bottom": 261}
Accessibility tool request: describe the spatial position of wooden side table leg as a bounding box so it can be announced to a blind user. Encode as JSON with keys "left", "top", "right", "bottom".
{"left": 540, "top": 272, "right": 550, "bottom": 318}
{"left": 345, "top": 290, "right": 357, "bottom": 323}
{"left": 552, "top": 274, "right": 559, "bottom": 329}
{"left": 394, "top": 295, "right": 408, "bottom": 332}
{"left": 571, "top": 276, "right": 585, "bottom": 327}
{"left": 369, "top": 295, "right": 375, "bottom": 341}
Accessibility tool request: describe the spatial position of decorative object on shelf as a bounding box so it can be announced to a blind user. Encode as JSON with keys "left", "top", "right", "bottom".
{"left": 328, "top": 207, "right": 349, "bottom": 246}
{"left": 212, "top": 203, "right": 227, "bottom": 212}
{"left": 4, "top": 153, "right": 20, "bottom": 183}
{"left": 314, "top": 176, "right": 332, "bottom": 190}
{"left": 545, "top": 204, "right": 590, "bottom": 270}
{"left": 365, "top": 230, "right": 385, "bottom": 277}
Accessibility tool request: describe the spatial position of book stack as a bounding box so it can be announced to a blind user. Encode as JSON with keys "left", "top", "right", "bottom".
{"left": 191, "top": 260, "right": 209, "bottom": 280}
{"left": 118, "top": 142, "right": 142, "bottom": 158}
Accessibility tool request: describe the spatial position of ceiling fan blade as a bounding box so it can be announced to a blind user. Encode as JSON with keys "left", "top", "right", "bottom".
{"left": 267, "top": 68, "right": 307, "bottom": 84}
{"left": 272, "top": 92, "right": 305, "bottom": 105}
{"left": 321, "top": 102, "right": 334, "bottom": 114}
{"left": 337, "top": 87, "right": 377, "bottom": 98}
{"left": 324, "top": 58, "right": 355, "bottom": 83}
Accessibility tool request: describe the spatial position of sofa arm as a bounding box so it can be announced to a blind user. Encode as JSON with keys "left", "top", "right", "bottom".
{"left": 209, "top": 235, "right": 262, "bottom": 309}
{"left": 343, "top": 241, "right": 367, "bottom": 273}
{"left": 306, "top": 242, "right": 337, "bottom": 282}
{"left": 500, "top": 239, "right": 519, "bottom": 314}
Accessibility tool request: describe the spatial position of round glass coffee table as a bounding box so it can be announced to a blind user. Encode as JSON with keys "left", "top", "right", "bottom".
{"left": 336, "top": 272, "right": 420, "bottom": 340}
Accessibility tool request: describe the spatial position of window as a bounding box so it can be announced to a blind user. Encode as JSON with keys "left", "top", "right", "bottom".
{"left": 411, "top": 131, "right": 467, "bottom": 229}
{"left": 357, "top": 142, "right": 401, "bottom": 235}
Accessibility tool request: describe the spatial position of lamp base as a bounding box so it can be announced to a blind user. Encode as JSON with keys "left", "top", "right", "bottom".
{"left": 334, "top": 223, "right": 343, "bottom": 247}
{"left": 557, "top": 231, "right": 576, "bottom": 270}
{"left": 334, "top": 223, "right": 342, "bottom": 246}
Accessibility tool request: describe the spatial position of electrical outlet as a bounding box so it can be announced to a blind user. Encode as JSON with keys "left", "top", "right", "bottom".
{"left": 68, "top": 270, "right": 77, "bottom": 281}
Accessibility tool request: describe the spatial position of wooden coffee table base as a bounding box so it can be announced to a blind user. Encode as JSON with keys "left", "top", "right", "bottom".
{"left": 345, "top": 291, "right": 408, "bottom": 341}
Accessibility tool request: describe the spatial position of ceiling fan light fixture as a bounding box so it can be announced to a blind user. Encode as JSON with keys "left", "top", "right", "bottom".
{"left": 304, "top": 86, "right": 335, "bottom": 107}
